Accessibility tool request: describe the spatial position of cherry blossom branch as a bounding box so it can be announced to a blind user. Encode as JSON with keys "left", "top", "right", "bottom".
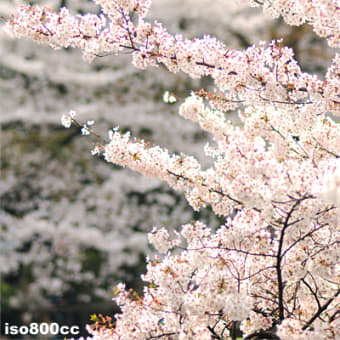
{"left": 302, "top": 278, "right": 322, "bottom": 310}
{"left": 6, "top": 4, "right": 340, "bottom": 116}
{"left": 251, "top": 0, "right": 340, "bottom": 48}
{"left": 166, "top": 169, "right": 245, "bottom": 207}
{"left": 243, "top": 330, "right": 280, "bottom": 340}
{"left": 276, "top": 194, "right": 311, "bottom": 321}
{"left": 147, "top": 332, "right": 178, "bottom": 339}
{"left": 302, "top": 288, "right": 340, "bottom": 330}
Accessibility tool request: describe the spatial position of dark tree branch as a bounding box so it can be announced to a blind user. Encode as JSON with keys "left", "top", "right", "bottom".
{"left": 276, "top": 195, "right": 310, "bottom": 321}
{"left": 302, "top": 288, "right": 340, "bottom": 330}
{"left": 302, "top": 278, "right": 321, "bottom": 310}
{"left": 243, "top": 330, "right": 280, "bottom": 340}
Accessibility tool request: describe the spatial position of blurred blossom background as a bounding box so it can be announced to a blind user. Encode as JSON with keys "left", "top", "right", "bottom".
{"left": 0, "top": 0, "right": 337, "bottom": 337}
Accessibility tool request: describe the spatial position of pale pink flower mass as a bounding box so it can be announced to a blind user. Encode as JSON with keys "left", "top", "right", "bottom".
{"left": 6, "top": 0, "right": 340, "bottom": 339}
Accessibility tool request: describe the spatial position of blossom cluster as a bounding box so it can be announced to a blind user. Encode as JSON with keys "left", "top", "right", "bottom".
{"left": 5, "top": 0, "right": 340, "bottom": 339}
{"left": 6, "top": 1, "right": 340, "bottom": 115}
{"left": 86, "top": 216, "right": 339, "bottom": 339}
{"left": 250, "top": 0, "right": 340, "bottom": 48}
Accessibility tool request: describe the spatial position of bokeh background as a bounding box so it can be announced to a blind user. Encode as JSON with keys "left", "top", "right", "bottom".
{"left": 0, "top": 0, "right": 336, "bottom": 338}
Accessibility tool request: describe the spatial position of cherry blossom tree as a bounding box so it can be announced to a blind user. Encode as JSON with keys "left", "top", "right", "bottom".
{"left": 1, "top": 2, "right": 336, "bottom": 320}
{"left": 1, "top": 0, "right": 276, "bottom": 320}
{"left": 5, "top": 0, "right": 340, "bottom": 339}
